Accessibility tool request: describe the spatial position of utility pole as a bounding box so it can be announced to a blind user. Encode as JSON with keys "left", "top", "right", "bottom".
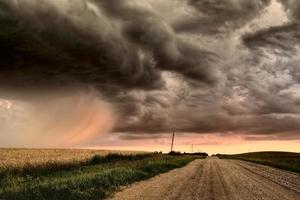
{"left": 171, "top": 131, "right": 175, "bottom": 152}
{"left": 191, "top": 144, "right": 193, "bottom": 153}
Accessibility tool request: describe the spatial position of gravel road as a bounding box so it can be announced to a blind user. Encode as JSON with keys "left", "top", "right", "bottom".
{"left": 110, "top": 157, "right": 300, "bottom": 200}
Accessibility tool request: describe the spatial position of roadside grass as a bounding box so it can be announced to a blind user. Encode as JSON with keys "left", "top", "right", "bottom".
{"left": 0, "top": 155, "right": 196, "bottom": 200}
{"left": 90, "top": 153, "right": 154, "bottom": 165}
{"left": 218, "top": 151, "right": 300, "bottom": 173}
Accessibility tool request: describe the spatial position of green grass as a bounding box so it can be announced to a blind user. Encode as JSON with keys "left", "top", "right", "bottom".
{"left": 89, "top": 153, "right": 154, "bottom": 165}
{"left": 0, "top": 155, "right": 196, "bottom": 200}
{"left": 218, "top": 151, "right": 300, "bottom": 173}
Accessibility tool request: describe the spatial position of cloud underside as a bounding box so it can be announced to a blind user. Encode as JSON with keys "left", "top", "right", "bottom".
{"left": 0, "top": 0, "right": 300, "bottom": 141}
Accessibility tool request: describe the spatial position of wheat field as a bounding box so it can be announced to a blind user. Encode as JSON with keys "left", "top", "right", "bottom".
{"left": 0, "top": 148, "right": 140, "bottom": 171}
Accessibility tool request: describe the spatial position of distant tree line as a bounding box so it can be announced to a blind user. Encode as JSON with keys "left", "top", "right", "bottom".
{"left": 168, "top": 151, "right": 208, "bottom": 157}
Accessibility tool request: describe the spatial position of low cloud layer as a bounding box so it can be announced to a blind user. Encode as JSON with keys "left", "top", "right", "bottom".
{"left": 0, "top": 0, "right": 299, "bottom": 147}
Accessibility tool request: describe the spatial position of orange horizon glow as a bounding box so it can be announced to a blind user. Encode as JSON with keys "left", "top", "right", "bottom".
{"left": 81, "top": 133, "right": 300, "bottom": 155}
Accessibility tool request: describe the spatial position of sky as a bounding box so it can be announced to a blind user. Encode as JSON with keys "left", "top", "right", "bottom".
{"left": 0, "top": 0, "right": 299, "bottom": 154}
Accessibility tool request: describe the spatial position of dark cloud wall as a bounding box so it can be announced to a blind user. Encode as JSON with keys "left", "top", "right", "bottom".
{"left": 0, "top": 0, "right": 300, "bottom": 142}
{"left": 98, "top": 0, "right": 220, "bottom": 83}
{"left": 0, "top": 0, "right": 165, "bottom": 93}
{"left": 112, "top": 0, "right": 300, "bottom": 140}
{"left": 0, "top": 0, "right": 218, "bottom": 96}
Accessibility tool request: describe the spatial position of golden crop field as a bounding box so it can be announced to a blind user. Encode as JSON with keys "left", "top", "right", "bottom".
{"left": 0, "top": 148, "right": 141, "bottom": 171}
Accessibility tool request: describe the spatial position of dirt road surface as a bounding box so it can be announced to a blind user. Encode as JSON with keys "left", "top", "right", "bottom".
{"left": 110, "top": 157, "right": 300, "bottom": 200}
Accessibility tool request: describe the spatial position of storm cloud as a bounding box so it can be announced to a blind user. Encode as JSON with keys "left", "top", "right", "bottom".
{"left": 174, "top": 0, "right": 272, "bottom": 34}
{"left": 0, "top": 0, "right": 218, "bottom": 95}
{"left": 0, "top": 0, "right": 299, "bottom": 147}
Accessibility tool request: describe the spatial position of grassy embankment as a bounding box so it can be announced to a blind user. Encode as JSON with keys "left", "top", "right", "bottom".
{"left": 218, "top": 151, "right": 300, "bottom": 173}
{"left": 0, "top": 150, "right": 198, "bottom": 200}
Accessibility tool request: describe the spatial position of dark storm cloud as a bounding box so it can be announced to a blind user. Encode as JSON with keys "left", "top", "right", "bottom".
{"left": 243, "top": 23, "right": 300, "bottom": 57}
{"left": 243, "top": 0, "right": 300, "bottom": 57}
{"left": 116, "top": 102, "right": 300, "bottom": 140}
{"left": 174, "top": 0, "right": 271, "bottom": 34}
{"left": 0, "top": 0, "right": 164, "bottom": 93}
{"left": 116, "top": 92, "right": 300, "bottom": 139}
{"left": 114, "top": 11, "right": 300, "bottom": 140}
{"left": 1, "top": 0, "right": 300, "bottom": 142}
{"left": 95, "top": 0, "right": 219, "bottom": 83}
{"left": 117, "top": 132, "right": 165, "bottom": 140}
{"left": 0, "top": 0, "right": 218, "bottom": 97}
